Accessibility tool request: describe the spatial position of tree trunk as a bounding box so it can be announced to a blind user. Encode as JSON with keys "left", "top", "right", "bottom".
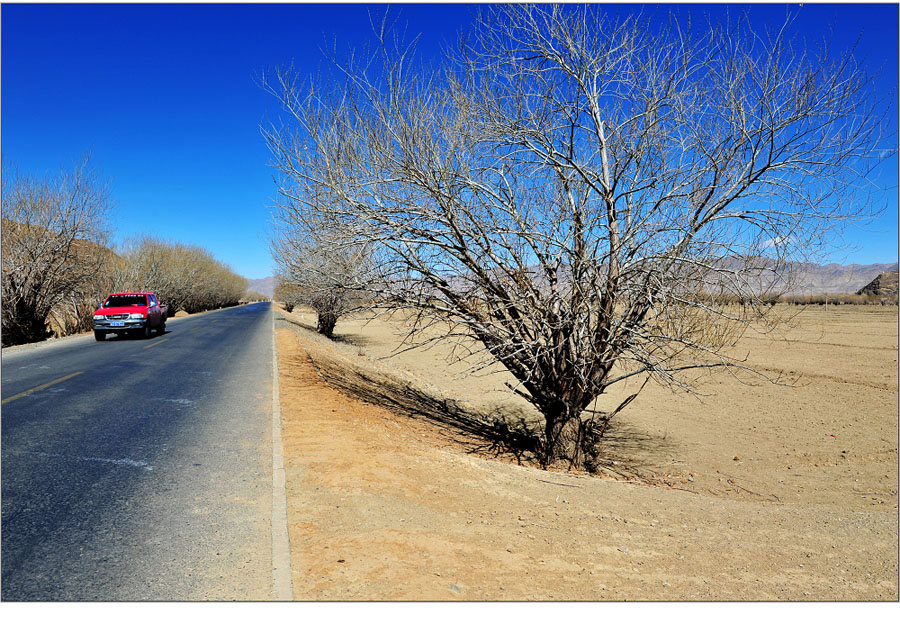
{"left": 317, "top": 311, "right": 338, "bottom": 338}
{"left": 542, "top": 404, "right": 586, "bottom": 469}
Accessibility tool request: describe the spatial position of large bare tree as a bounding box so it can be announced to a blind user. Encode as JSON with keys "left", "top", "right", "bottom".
{"left": 2, "top": 156, "right": 112, "bottom": 346}
{"left": 263, "top": 5, "right": 889, "bottom": 468}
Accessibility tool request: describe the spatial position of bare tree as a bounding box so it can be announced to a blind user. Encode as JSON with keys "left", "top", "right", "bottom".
{"left": 263, "top": 6, "right": 889, "bottom": 468}
{"left": 2, "top": 156, "right": 112, "bottom": 346}
{"left": 270, "top": 207, "right": 373, "bottom": 337}
{"left": 273, "top": 277, "right": 301, "bottom": 313}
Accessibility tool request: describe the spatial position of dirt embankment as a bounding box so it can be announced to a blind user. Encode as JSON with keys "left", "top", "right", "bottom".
{"left": 275, "top": 306, "right": 898, "bottom": 600}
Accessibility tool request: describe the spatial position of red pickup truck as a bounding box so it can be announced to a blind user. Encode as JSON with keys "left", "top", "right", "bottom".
{"left": 93, "top": 292, "right": 168, "bottom": 341}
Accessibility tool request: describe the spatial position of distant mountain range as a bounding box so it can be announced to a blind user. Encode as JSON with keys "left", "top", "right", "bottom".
{"left": 248, "top": 260, "right": 899, "bottom": 300}
{"left": 782, "top": 262, "right": 899, "bottom": 295}
{"left": 245, "top": 276, "right": 276, "bottom": 298}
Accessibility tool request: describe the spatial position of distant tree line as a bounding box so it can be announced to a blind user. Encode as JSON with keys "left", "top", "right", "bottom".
{"left": 778, "top": 293, "right": 897, "bottom": 306}
{"left": 242, "top": 291, "right": 270, "bottom": 302}
{"left": 2, "top": 157, "right": 247, "bottom": 347}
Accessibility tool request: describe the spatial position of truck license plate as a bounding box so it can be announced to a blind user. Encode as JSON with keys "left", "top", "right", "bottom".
{"left": 110, "top": 322, "right": 125, "bottom": 327}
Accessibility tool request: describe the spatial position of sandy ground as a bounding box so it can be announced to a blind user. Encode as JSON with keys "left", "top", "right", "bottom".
{"left": 275, "top": 305, "right": 898, "bottom": 600}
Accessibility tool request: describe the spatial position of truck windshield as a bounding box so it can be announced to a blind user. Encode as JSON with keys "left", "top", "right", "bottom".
{"left": 104, "top": 294, "right": 147, "bottom": 307}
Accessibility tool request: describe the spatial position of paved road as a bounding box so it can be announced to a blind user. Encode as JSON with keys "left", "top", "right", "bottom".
{"left": 1, "top": 302, "right": 278, "bottom": 600}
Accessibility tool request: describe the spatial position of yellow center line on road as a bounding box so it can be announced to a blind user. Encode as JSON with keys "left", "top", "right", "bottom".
{"left": 143, "top": 337, "right": 171, "bottom": 350}
{"left": 1, "top": 371, "right": 85, "bottom": 405}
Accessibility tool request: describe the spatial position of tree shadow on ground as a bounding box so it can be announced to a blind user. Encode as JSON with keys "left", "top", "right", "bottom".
{"left": 281, "top": 316, "right": 677, "bottom": 477}
{"left": 283, "top": 315, "right": 379, "bottom": 349}
{"left": 587, "top": 421, "right": 680, "bottom": 481}
{"left": 310, "top": 348, "right": 543, "bottom": 465}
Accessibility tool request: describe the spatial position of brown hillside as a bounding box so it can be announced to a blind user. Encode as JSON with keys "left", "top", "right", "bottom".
{"left": 856, "top": 270, "right": 899, "bottom": 298}
{"left": 245, "top": 276, "right": 276, "bottom": 298}
{"left": 1, "top": 218, "right": 119, "bottom": 262}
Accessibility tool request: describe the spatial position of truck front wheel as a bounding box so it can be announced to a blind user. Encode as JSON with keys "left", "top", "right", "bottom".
{"left": 94, "top": 330, "right": 106, "bottom": 342}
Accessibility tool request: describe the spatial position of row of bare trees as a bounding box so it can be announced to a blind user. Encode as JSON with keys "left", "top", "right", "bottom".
{"left": 117, "top": 237, "right": 247, "bottom": 316}
{"left": 265, "top": 5, "right": 889, "bottom": 468}
{"left": 2, "top": 158, "right": 247, "bottom": 347}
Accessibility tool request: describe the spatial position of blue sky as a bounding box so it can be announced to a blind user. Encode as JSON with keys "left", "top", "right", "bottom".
{"left": 2, "top": 3, "right": 897, "bottom": 279}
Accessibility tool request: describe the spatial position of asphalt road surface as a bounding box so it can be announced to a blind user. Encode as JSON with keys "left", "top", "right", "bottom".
{"left": 1, "top": 302, "right": 278, "bottom": 601}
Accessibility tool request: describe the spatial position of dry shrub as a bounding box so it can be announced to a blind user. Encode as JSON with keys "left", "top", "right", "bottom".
{"left": 115, "top": 236, "right": 247, "bottom": 314}
{"left": 47, "top": 241, "right": 121, "bottom": 336}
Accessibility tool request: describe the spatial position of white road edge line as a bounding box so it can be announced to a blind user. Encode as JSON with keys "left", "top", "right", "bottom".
{"left": 271, "top": 307, "right": 294, "bottom": 600}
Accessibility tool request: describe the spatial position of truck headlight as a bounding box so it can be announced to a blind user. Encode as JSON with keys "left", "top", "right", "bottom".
{"left": 93, "top": 315, "right": 105, "bottom": 320}
{"left": 129, "top": 313, "right": 146, "bottom": 319}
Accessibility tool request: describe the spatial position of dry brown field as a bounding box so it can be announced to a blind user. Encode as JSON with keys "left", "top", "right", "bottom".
{"left": 274, "top": 304, "right": 898, "bottom": 600}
